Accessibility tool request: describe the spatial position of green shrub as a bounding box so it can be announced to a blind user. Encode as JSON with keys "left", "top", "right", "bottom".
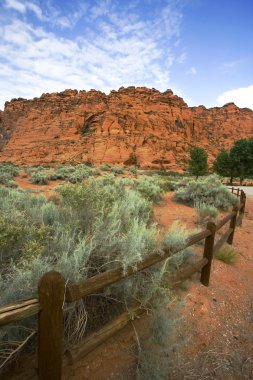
{"left": 175, "top": 174, "right": 238, "bottom": 210}
{"left": 134, "top": 176, "right": 163, "bottom": 203}
{"left": 100, "top": 163, "right": 111, "bottom": 171}
{"left": 111, "top": 166, "right": 124, "bottom": 174}
{"left": 0, "top": 176, "right": 195, "bottom": 368}
{"left": 214, "top": 245, "right": 237, "bottom": 264}
{"left": 195, "top": 202, "right": 218, "bottom": 223}
{"left": 30, "top": 172, "right": 49, "bottom": 185}
{"left": 162, "top": 221, "right": 189, "bottom": 253}
{"left": 5, "top": 180, "right": 18, "bottom": 188}
{"left": 0, "top": 163, "right": 19, "bottom": 186}
{"left": 51, "top": 166, "right": 75, "bottom": 180}
{"left": 128, "top": 167, "right": 137, "bottom": 174}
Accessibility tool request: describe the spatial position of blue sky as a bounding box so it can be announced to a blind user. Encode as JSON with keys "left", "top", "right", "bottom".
{"left": 0, "top": 0, "right": 252, "bottom": 110}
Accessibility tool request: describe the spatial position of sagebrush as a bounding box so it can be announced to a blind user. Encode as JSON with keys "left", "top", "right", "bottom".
{"left": 175, "top": 174, "right": 239, "bottom": 210}
{"left": 0, "top": 176, "right": 192, "bottom": 366}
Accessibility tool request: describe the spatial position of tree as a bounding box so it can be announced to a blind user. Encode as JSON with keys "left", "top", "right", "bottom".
{"left": 230, "top": 139, "right": 253, "bottom": 185}
{"left": 213, "top": 149, "right": 234, "bottom": 184}
{"left": 188, "top": 147, "right": 208, "bottom": 179}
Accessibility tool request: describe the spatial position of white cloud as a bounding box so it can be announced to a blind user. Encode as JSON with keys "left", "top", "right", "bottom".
{"left": 0, "top": 2, "right": 183, "bottom": 109}
{"left": 4, "top": 0, "right": 42, "bottom": 18}
{"left": 217, "top": 85, "right": 253, "bottom": 110}
{"left": 4, "top": 0, "right": 26, "bottom": 13}
{"left": 219, "top": 59, "right": 245, "bottom": 73}
{"left": 4, "top": 0, "right": 87, "bottom": 29}
{"left": 186, "top": 66, "right": 197, "bottom": 75}
{"left": 177, "top": 52, "right": 187, "bottom": 64}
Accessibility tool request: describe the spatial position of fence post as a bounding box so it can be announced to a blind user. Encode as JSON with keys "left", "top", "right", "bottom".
{"left": 238, "top": 191, "right": 246, "bottom": 226}
{"left": 38, "top": 271, "right": 65, "bottom": 380}
{"left": 227, "top": 206, "right": 238, "bottom": 244}
{"left": 237, "top": 188, "right": 240, "bottom": 197}
{"left": 200, "top": 222, "right": 216, "bottom": 287}
{"left": 231, "top": 187, "right": 234, "bottom": 194}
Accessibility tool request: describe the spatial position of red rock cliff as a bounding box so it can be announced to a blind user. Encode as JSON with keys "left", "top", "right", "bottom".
{"left": 0, "top": 87, "right": 253, "bottom": 170}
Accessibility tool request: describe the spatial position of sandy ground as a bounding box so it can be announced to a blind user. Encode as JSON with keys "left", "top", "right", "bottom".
{"left": 3, "top": 186, "right": 253, "bottom": 380}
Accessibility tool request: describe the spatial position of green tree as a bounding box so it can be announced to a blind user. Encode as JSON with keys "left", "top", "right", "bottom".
{"left": 213, "top": 149, "right": 234, "bottom": 184}
{"left": 188, "top": 147, "right": 208, "bottom": 179}
{"left": 230, "top": 139, "right": 253, "bottom": 185}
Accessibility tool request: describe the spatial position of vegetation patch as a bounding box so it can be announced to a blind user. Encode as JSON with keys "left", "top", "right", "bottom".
{"left": 214, "top": 245, "right": 237, "bottom": 265}
{"left": 195, "top": 202, "right": 218, "bottom": 224}
{"left": 0, "top": 163, "right": 19, "bottom": 188}
{"left": 175, "top": 174, "right": 239, "bottom": 210}
{"left": 0, "top": 173, "right": 194, "bottom": 370}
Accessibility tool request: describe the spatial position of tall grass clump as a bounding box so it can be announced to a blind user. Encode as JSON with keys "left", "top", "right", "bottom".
{"left": 175, "top": 174, "right": 238, "bottom": 210}
{"left": 27, "top": 164, "right": 99, "bottom": 185}
{"left": 30, "top": 172, "right": 49, "bottom": 185}
{"left": 99, "top": 163, "right": 111, "bottom": 171}
{"left": 0, "top": 163, "right": 19, "bottom": 187}
{"left": 195, "top": 202, "right": 218, "bottom": 224}
{"left": 134, "top": 176, "right": 164, "bottom": 203}
{"left": 111, "top": 166, "right": 125, "bottom": 174}
{"left": 214, "top": 245, "right": 237, "bottom": 265}
{"left": 162, "top": 221, "right": 189, "bottom": 252}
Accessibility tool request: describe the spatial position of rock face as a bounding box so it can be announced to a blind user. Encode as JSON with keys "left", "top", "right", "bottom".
{"left": 0, "top": 87, "right": 253, "bottom": 170}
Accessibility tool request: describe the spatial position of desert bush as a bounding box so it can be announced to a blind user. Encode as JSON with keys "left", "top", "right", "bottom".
{"left": 0, "top": 177, "right": 196, "bottom": 370}
{"left": 5, "top": 180, "right": 18, "bottom": 188}
{"left": 51, "top": 166, "right": 75, "bottom": 180}
{"left": 195, "top": 202, "right": 218, "bottom": 223}
{"left": 175, "top": 174, "right": 238, "bottom": 210}
{"left": 30, "top": 172, "right": 49, "bottom": 185}
{"left": 214, "top": 245, "right": 237, "bottom": 264}
{"left": 162, "top": 221, "right": 189, "bottom": 252}
{"left": 111, "top": 166, "right": 125, "bottom": 174}
{"left": 99, "top": 163, "right": 111, "bottom": 171}
{"left": 0, "top": 163, "right": 19, "bottom": 186}
{"left": 134, "top": 176, "right": 163, "bottom": 203}
{"left": 128, "top": 167, "right": 137, "bottom": 174}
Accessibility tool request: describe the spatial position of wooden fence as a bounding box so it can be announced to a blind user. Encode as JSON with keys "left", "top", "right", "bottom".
{"left": 0, "top": 189, "right": 247, "bottom": 379}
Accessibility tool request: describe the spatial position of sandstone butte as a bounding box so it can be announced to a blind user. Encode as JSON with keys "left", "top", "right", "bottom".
{"left": 0, "top": 86, "right": 253, "bottom": 171}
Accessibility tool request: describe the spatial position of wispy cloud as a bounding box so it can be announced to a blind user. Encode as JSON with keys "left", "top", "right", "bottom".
{"left": 217, "top": 84, "right": 253, "bottom": 110}
{"left": 0, "top": 0, "right": 184, "bottom": 109}
{"left": 177, "top": 51, "right": 187, "bottom": 64}
{"left": 219, "top": 59, "right": 245, "bottom": 73}
{"left": 3, "top": 0, "right": 87, "bottom": 29}
{"left": 186, "top": 66, "right": 197, "bottom": 75}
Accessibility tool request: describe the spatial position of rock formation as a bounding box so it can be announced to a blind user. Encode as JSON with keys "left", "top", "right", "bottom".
{"left": 0, "top": 87, "right": 253, "bottom": 170}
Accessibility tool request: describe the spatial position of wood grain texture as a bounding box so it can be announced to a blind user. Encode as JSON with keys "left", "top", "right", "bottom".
{"left": 38, "top": 271, "right": 65, "bottom": 380}
{"left": 200, "top": 222, "right": 216, "bottom": 287}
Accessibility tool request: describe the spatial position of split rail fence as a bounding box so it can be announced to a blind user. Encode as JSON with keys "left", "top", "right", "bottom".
{"left": 0, "top": 189, "right": 247, "bottom": 379}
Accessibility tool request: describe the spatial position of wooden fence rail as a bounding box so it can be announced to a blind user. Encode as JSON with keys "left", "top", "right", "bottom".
{"left": 0, "top": 189, "right": 247, "bottom": 379}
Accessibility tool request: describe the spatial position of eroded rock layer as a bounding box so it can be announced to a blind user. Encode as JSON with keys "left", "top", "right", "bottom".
{"left": 0, "top": 87, "right": 253, "bottom": 170}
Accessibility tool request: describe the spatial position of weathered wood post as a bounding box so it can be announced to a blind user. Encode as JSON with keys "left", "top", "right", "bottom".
{"left": 231, "top": 187, "right": 234, "bottom": 194}
{"left": 238, "top": 191, "right": 246, "bottom": 226}
{"left": 38, "top": 271, "right": 65, "bottom": 380}
{"left": 237, "top": 188, "right": 240, "bottom": 197}
{"left": 200, "top": 222, "right": 216, "bottom": 287}
{"left": 227, "top": 206, "right": 238, "bottom": 244}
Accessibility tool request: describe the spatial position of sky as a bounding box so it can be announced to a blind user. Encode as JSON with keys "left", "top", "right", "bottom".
{"left": 0, "top": 0, "right": 252, "bottom": 110}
